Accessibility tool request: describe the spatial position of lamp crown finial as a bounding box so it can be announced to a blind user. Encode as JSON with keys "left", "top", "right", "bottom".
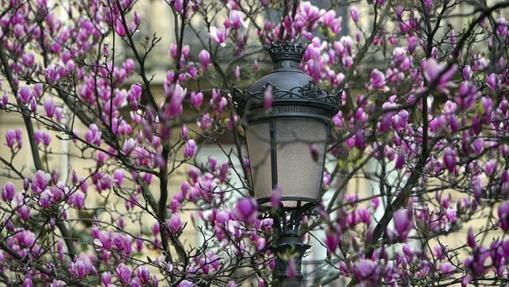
{"left": 266, "top": 42, "right": 306, "bottom": 64}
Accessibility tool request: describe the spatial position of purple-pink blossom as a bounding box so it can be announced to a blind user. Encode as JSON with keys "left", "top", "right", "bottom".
{"left": 421, "top": 58, "right": 456, "bottom": 90}
{"left": 233, "top": 198, "right": 258, "bottom": 224}
{"left": 353, "top": 259, "right": 379, "bottom": 282}
{"left": 1, "top": 182, "right": 15, "bottom": 202}
{"left": 443, "top": 147, "right": 457, "bottom": 173}
{"left": 85, "top": 124, "right": 102, "bottom": 146}
{"left": 369, "top": 69, "right": 387, "bottom": 90}
{"left": 167, "top": 213, "right": 183, "bottom": 234}
{"left": 18, "top": 86, "right": 33, "bottom": 104}
{"left": 190, "top": 91, "right": 203, "bottom": 109}
{"left": 498, "top": 202, "right": 509, "bottom": 232}
{"left": 210, "top": 26, "right": 228, "bottom": 46}
{"left": 393, "top": 209, "right": 413, "bottom": 240}
{"left": 325, "top": 230, "right": 338, "bottom": 253}
{"left": 350, "top": 6, "right": 360, "bottom": 23}
{"left": 164, "top": 84, "right": 186, "bottom": 119}
{"left": 183, "top": 139, "right": 197, "bottom": 158}
{"left": 199, "top": 50, "right": 211, "bottom": 71}
{"left": 116, "top": 263, "right": 132, "bottom": 284}
{"left": 69, "top": 255, "right": 96, "bottom": 279}
{"left": 44, "top": 97, "right": 56, "bottom": 118}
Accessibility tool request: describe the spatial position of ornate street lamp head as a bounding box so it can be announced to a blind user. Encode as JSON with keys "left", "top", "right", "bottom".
{"left": 232, "top": 42, "right": 339, "bottom": 208}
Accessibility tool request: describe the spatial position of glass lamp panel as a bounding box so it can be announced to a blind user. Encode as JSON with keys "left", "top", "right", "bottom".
{"left": 275, "top": 118, "right": 327, "bottom": 205}
{"left": 245, "top": 123, "right": 272, "bottom": 201}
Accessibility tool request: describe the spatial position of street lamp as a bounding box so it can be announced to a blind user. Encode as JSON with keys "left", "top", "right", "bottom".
{"left": 232, "top": 42, "right": 339, "bottom": 286}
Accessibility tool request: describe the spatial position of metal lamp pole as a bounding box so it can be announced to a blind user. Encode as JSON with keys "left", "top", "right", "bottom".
{"left": 231, "top": 42, "right": 339, "bottom": 287}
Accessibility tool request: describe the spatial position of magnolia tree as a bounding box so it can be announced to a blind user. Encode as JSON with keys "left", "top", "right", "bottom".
{"left": 1, "top": 0, "right": 509, "bottom": 286}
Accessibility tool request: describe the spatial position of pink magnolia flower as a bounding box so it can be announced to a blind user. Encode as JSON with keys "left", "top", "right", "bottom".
{"left": 18, "top": 86, "right": 33, "bottom": 104}
{"left": 22, "top": 53, "right": 35, "bottom": 67}
{"left": 190, "top": 91, "right": 203, "bottom": 109}
{"left": 369, "top": 69, "right": 387, "bottom": 90}
{"left": 122, "top": 138, "right": 136, "bottom": 155}
{"left": 128, "top": 84, "right": 142, "bottom": 110}
{"left": 23, "top": 277, "right": 32, "bottom": 287}
{"left": 321, "top": 10, "right": 341, "bottom": 34}
{"left": 69, "top": 255, "right": 96, "bottom": 279}
{"left": 324, "top": 230, "right": 338, "bottom": 253}
{"left": 271, "top": 186, "right": 281, "bottom": 208}
{"left": 392, "top": 47, "right": 412, "bottom": 71}
{"left": 18, "top": 205, "right": 31, "bottom": 221}
{"left": 16, "top": 230, "right": 36, "bottom": 247}
{"left": 113, "top": 233, "right": 132, "bottom": 256}
{"left": 32, "top": 170, "right": 51, "bottom": 194}
{"left": 178, "top": 280, "right": 194, "bottom": 287}
{"left": 307, "top": 59, "right": 322, "bottom": 81}
{"left": 322, "top": 171, "right": 331, "bottom": 188}
{"left": 135, "top": 266, "right": 151, "bottom": 284}
{"left": 199, "top": 50, "right": 211, "bottom": 71}
{"left": 407, "top": 36, "right": 419, "bottom": 53}
{"left": 421, "top": 58, "right": 456, "bottom": 90}
{"left": 210, "top": 26, "right": 228, "bottom": 46}
{"left": 467, "top": 228, "right": 477, "bottom": 248}
{"left": 44, "top": 97, "right": 56, "bottom": 118}
{"left": 183, "top": 139, "right": 197, "bottom": 158}
{"left": 94, "top": 230, "right": 112, "bottom": 249}
{"left": 228, "top": 10, "right": 245, "bottom": 30}
{"left": 0, "top": 94, "right": 7, "bottom": 108}
{"left": 486, "top": 73, "right": 498, "bottom": 92}
{"left": 68, "top": 191, "right": 85, "bottom": 209}
{"left": 481, "top": 96, "right": 493, "bottom": 115}
{"left": 234, "top": 198, "right": 258, "bottom": 224}
{"left": 39, "top": 189, "right": 53, "bottom": 209}
{"left": 443, "top": 147, "right": 457, "bottom": 173}
{"left": 1, "top": 182, "right": 15, "bottom": 202}
{"left": 34, "top": 130, "right": 51, "bottom": 146}
{"left": 350, "top": 6, "right": 360, "bottom": 23}
{"left": 85, "top": 124, "right": 102, "bottom": 146}
{"left": 255, "top": 237, "right": 266, "bottom": 251}
{"left": 152, "top": 222, "right": 160, "bottom": 235}
{"left": 353, "top": 259, "right": 379, "bottom": 282}
{"left": 357, "top": 208, "right": 370, "bottom": 224}
{"left": 115, "top": 18, "right": 126, "bottom": 37}
{"left": 5, "top": 129, "right": 22, "bottom": 149}
{"left": 215, "top": 210, "right": 230, "bottom": 225}
{"left": 462, "top": 65, "right": 472, "bottom": 80}
{"left": 169, "top": 43, "right": 179, "bottom": 59}
{"left": 423, "top": 0, "right": 433, "bottom": 11}
{"left": 116, "top": 263, "right": 132, "bottom": 284}
{"left": 464, "top": 252, "right": 490, "bottom": 277}
{"left": 113, "top": 169, "right": 124, "bottom": 186}
{"left": 180, "top": 124, "right": 189, "bottom": 141}
{"left": 167, "top": 213, "right": 183, "bottom": 233}
{"left": 498, "top": 202, "right": 509, "bottom": 231}
{"left": 456, "top": 81, "right": 477, "bottom": 110}
{"left": 485, "top": 159, "right": 497, "bottom": 176}
{"left": 171, "top": 0, "right": 184, "bottom": 14}
{"left": 439, "top": 263, "right": 456, "bottom": 275}
{"left": 393, "top": 208, "right": 413, "bottom": 240}
{"left": 101, "top": 272, "right": 112, "bottom": 286}
{"left": 164, "top": 84, "right": 186, "bottom": 119}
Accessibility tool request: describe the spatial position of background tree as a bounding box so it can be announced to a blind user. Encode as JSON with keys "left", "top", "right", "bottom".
{"left": 1, "top": 0, "right": 509, "bottom": 286}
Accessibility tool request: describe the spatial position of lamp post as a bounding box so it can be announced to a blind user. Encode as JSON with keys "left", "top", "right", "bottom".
{"left": 232, "top": 42, "right": 339, "bottom": 287}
